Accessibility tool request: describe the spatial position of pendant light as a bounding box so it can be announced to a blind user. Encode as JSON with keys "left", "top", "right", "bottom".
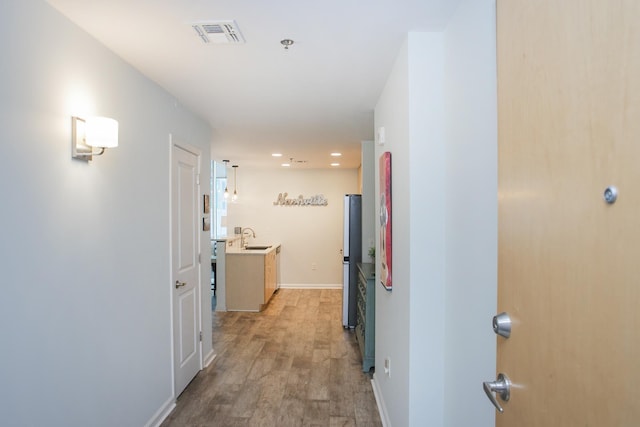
{"left": 232, "top": 165, "right": 239, "bottom": 202}
{"left": 222, "top": 160, "right": 230, "bottom": 199}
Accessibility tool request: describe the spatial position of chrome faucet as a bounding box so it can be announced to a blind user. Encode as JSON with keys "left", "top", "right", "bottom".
{"left": 241, "top": 227, "right": 256, "bottom": 248}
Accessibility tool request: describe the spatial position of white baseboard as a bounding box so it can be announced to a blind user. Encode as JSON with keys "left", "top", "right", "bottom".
{"left": 203, "top": 350, "right": 216, "bottom": 368}
{"left": 372, "top": 374, "right": 391, "bottom": 427}
{"left": 144, "top": 395, "right": 176, "bottom": 427}
{"left": 278, "top": 283, "right": 342, "bottom": 290}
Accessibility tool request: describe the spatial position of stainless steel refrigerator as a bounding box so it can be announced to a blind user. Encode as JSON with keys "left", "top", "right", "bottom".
{"left": 342, "top": 194, "right": 362, "bottom": 328}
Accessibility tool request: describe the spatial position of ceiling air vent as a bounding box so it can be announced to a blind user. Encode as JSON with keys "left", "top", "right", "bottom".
{"left": 192, "top": 21, "right": 245, "bottom": 44}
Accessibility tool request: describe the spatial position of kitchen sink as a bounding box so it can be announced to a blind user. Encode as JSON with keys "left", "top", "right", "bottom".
{"left": 244, "top": 245, "right": 271, "bottom": 250}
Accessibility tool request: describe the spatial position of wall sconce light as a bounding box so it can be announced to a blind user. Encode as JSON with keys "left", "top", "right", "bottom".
{"left": 72, "top": 116, "right": 119, "bottom": 161}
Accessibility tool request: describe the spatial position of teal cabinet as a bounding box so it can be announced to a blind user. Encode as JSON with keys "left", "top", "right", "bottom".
{"left": 355, "top": 263, "right": 375, "bottom": 372}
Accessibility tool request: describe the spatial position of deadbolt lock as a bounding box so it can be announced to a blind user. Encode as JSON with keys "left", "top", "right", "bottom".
{"left": 492, "top": 312, "right": 512, "bottom": 338}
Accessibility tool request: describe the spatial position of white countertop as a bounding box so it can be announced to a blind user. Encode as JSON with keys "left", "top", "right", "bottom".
{"left": 226, "top": 243, "right": 281, "bottom": 255}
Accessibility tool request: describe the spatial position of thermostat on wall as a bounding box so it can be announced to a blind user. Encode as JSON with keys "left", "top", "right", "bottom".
{"left": 377, "top": 126, "right": 386, "bottom": 145}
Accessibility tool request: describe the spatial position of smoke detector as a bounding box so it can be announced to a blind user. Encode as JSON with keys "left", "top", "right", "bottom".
{"left": 192, "top": 21, "right": 245, "bottom": 44}
{"left": 281, "top": 39, "right": 294, "bottom": 50}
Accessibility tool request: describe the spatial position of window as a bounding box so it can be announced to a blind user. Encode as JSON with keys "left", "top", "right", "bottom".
{"left": 211, "top": 161, "right": 228, "bottom": 239}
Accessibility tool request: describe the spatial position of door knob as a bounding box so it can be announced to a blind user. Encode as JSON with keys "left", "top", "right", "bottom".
{"left": 483, "top": 373, "right": 511, "bottom": 413}
{"left": 175, "top": 280, "right": 186, "bottom": 289}
{"left": 492, "top": 312, "right": 512, "bottom": 338}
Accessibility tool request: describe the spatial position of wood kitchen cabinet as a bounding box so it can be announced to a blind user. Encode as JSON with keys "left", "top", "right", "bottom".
{"left": 226, "top": 246, "right": 279, "bottom": 312}
{"left": 264, "top": 249, "right": 277, "bottom": 303}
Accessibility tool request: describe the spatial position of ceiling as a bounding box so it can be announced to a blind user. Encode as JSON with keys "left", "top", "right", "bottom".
{"left": 46, "top": 0, "right": 461, "bottom": 169}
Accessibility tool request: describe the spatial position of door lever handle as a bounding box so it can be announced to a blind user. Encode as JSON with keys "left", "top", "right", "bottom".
{"left": 175, "top": 280, "right": 186, "bottom": 289}
{"left": 483, "top": 373, "right": 511, "bottom": 413}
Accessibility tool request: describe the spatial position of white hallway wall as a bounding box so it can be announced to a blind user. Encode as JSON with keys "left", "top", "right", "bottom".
{"left": 0, "top": 1, "right": 212, "bottom": 426}
{"left": 374, "top": 34, "right": 424, "bottom": 427}
{"left": 225, "top": 167, "right": 359, "bottom": 287}
{"left": 443, "top": 0, "right": 497, "bottom": 425}
{"left": 373, "top": 0, "right": 497, "bottom": 425}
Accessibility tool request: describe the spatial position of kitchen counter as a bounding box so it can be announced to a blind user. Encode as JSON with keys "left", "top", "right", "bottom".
{"left": 226, "top": 243, "right": 281, "bottom": 311}
{"left": 225, "top": 243, "right": 281, "bottom": 255}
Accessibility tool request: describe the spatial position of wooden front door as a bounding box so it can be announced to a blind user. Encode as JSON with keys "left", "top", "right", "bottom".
{"left": 496, "top": 0, "right": 640, "bottom": 425}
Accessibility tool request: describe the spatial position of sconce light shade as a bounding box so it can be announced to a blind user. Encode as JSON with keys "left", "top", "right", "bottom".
{"left": 222, "top": 159, "right": 230, "bottom": 199}
{"left": 72, "top": 116, "right": 118, "bottom": 161}
{"left": 232, "top": 164, "right": 239, "bottom": 202}
{"left": 85, "top": 117, "right": 118, "bottom": 148}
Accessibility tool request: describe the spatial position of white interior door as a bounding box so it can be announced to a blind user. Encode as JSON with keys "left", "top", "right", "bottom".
{"left": 172, "top": 143, "right": 201, "bottom": 397}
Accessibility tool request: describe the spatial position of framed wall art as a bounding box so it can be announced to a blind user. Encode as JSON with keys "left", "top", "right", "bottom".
{"left": 379, "top": 152, "right": 392, "bottom": 290}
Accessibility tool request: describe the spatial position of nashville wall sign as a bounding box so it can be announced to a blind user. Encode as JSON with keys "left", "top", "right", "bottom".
{"left": 273, "top": 192, "right": 328, "bottom": 206}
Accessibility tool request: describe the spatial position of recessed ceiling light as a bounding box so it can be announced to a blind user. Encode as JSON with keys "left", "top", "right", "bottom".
{"left": 281, "top": 163, "right": 291, "bottom": 167}
{"left": 330, "top": 163, "right": 340, "bottom": 167}
{"left": 330, "top": 152, "right": 342, "bottom": 157}
{"left": 272, "top": 153, "right": 283, "bottom": 157}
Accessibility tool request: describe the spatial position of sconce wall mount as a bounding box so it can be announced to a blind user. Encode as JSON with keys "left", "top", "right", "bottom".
{"left": 72, "top": 116, "right": 118, "bottom": 161}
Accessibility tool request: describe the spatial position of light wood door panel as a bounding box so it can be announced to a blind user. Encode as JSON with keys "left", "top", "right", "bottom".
{"left": 497, "top": 0, "right": 640, "bottom": 425}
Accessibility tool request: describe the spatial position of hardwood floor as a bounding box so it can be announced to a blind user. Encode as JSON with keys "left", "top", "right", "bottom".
{"left": 161, "top": 289, "right": 382, "bottom": 427}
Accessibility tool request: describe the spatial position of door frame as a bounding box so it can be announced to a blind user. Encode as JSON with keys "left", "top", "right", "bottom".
{"left": 169, "top": 135, "right": 203, "bottom": 397}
